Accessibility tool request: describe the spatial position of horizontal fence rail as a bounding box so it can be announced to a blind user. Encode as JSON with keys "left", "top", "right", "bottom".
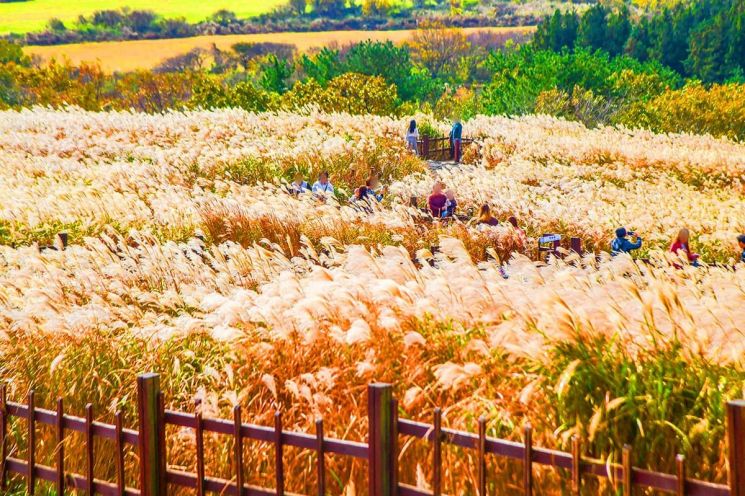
{"left": 417, "top": 136, "right": 475, "bottom": 161}
{"left": 0, "top": 376, "right": 741, "bottom": 495}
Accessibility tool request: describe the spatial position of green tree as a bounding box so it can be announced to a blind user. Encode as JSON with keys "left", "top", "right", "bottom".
{"left": 577, "top": 4, "right": 609, "bottom": 52}
{"left": 299, "top": 47, "right": 342, "bottom": 85}
{"left": 259, "top": 54, "right": 293, "bottom": 93}
{"left": 0, "top": 40, "right": 31, "bottom": 66}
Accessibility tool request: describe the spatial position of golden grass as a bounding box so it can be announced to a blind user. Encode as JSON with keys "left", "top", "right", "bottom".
{"left": 23, "top": 27, "right": 535, "bottom": 73}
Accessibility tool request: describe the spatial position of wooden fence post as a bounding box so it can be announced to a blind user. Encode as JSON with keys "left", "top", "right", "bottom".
{"left": 423, "top": 136, "right": 430, "bottom": 159}
{"left": 138, "top": 373, "right": 166, "bottom": 496}
{"left": 727, "top": 400, "right": 745, "bottom": 496}
{"left": 368, "top": 383, "right": 394, "bottom": 496}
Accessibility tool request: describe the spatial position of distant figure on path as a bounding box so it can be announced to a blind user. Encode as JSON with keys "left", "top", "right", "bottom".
{"left": 428, "top": 181, "right": 448, "bottom": 218}
{"left": 449, "top": 120, "right": 463, "bottom": 163}
{"left": 738, "top": 234, "right": 745, "bottom": 264}
{"left": 312, "top": 171, "right": 334, "bottom": 199}
{"left": 670, "top": 228, "right": 700, "bottom": 266}
{"left": 610, "top": 227, "right": 642, "bottom": 256}
{"left": 290, "top": 172, "right": 310, "bottom": 195}
{"left": 406, "top": 120, "right": 419, "bottom": 154}
{"left": 475, "top": 204, "right": 499, "bottom": 227}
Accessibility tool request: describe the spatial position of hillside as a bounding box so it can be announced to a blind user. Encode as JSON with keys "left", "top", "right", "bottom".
{"left": 0, "top": 0, "right": 285, "bottom": 34}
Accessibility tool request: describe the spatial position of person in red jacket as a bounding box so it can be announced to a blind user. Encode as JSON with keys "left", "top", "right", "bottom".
{"left": 670, "top": 228, "right": 700, "bottom": 267}
{"left": 428, "top": 181, "right": 447, "bottom": 218}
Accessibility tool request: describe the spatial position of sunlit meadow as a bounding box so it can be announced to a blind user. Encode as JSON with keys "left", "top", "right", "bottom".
{"left": 1, "top": 108, "right": 744, "bottom": 494}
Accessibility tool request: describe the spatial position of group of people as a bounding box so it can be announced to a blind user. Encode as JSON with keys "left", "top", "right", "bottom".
{"left": 425, "top": 181, "right": 524, "bottom": 235}
{"left": 405, "top": 119, "right": 465, "bottom": 163}
{"left": 427, "top": 181, "right": 458, "bottom": 218}
{"left": 611, "top": 227, "right": 745, "bottom": 266}
{"left": 289, "top": 170, "right": 387, "bottom": 206}
{"left": 290, "top": 171, "right": 334, "bottom": 198}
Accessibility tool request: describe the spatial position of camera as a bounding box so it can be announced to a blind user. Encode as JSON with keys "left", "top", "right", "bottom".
{"left": 628, "top": 231, "right": 636, "bottom": 236}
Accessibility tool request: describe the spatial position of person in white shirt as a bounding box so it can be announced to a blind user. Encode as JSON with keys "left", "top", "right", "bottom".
{"left": 406, "top": 119, "right": 419, "bottom": 154}
{"left": 290, "top": 171, "right": 310, "bottom": 195}
{"left": 312, "top": 171, "right": 334, "bottom": 198}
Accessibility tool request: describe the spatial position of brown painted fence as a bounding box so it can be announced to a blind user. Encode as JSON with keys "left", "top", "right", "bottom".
{"left": 417, "top": 137, "right": 475, "bottom": 161}
{"left": 0, "top": 374, "right": 744, "bottom": 496}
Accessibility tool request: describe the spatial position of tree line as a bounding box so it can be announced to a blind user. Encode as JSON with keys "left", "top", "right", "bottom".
{"left": 534, "top": 0, "right": 745, "bottom": 83}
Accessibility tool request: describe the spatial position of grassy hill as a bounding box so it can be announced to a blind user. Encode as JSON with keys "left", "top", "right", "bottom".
{"left": 0, "top": 0, "right": 286, "bottom": 34}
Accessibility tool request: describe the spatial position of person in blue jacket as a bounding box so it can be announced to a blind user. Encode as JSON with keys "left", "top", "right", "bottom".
{"left": 449, "top": 120, "right": 463, "bottom": 163}
{"left": 738, "top": 234, "right": 745, "bottom": 263}
{"left": 611, "top": 227, "right": 642, "bottom": 256}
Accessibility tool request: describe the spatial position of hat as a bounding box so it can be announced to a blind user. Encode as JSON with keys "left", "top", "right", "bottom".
{"left": 738, "top": 234, "right": 745, "bottom": 244}
{"left": 615, "top": 227, "right": 627, "bottom": 238}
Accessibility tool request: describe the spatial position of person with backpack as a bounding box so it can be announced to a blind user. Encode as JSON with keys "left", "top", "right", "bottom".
{"left": 610, "top": 227, "right": 642, "bottom": 256}
{"left": 738, "top": 234, "right": 745, "bottom": 264}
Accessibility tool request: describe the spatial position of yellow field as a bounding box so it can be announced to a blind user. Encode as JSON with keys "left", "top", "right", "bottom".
{"left": 24, "top": 27, "right": 534, "bottom": 72}
{"left": 0, "top": 0, "right": 285, "bottom": 34}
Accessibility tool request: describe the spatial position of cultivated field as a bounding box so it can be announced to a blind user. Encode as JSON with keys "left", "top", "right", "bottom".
{"left": 23, "top": 27, "right": 533, "bottom": 72}
{"left": 0, "top": 0, "right": 285, "bottom": 35}
{"left": 1, "top": 109, "right": 744, "bottom": 493}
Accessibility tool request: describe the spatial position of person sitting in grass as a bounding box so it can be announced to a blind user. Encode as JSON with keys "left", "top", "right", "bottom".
{"left": 350, "top": 186, "right": 369, "bottom": 202}
{"left": 611, "top": 227, "right": 642, "bottom": 256}
{"left": 312, "top": 171, "right": 334, "bottom": 199}
{"left": 474, "top": 204, "right": 499, "bottom": 227}
{"left": 670, "top": 228, "right": 700, "bottom": 267}
{"left": 428, "top": 181, "right": 447, "bottom": 218}
{"left": 443, "top": 189, "right": 458, "bottom": 218}
{"left": 739, "top": 234, "right": 745, "bottom": 264}
{"left": 366, "top": 175, "right": 385, "bottom": 202}
{"left": 290, "top": 172, "right": 310, "bottom": 195}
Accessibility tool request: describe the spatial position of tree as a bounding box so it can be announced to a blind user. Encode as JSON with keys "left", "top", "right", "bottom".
{"left": 259, "top": 54, "right": 293, "bottom": 93}
{"left": 408, "top": 22, "right": 472, "bottom": 81}
{"left": 686, "top": 18, "right": 728, "bottom": 82}
{"left": 47, "top": 18, "right": 67, "bottom": 32}
{"left": 606, "top": 7, "right": 631, "bottom": 56}
{"left": 283, "top": 73, "right": 398, "bottom": 115}
{"left": 577, "top": 4, "right": 609, "bottom": 52}
{"left": 299, "top": 47, "right": 342, "bottom": 85}
{"left": 126, "top": 10, "right": 157, "bottom": 33}
{"left": 344, "top": 40, "right": 420, "bottom": 100}
{"left": 311, "top": 0, "right": 346, "bottom": 17}
{"left": 288, "top": 0, "right": 307, "bottom": 16}
{"left": 154, "top": 48, "right": 206, "bottom": 74}
{"left": 211, "top": 9, "right": 237, "bottom": 27}
{"left": 91, "top": 9, "right": 125, "bottom": 28}
{"left": 362, "top": 0, "right": 393, "bottom": 16}
{"left": 534, "top": 10, "right": 579, "bottom": 51}
{"left": 0, "top": 40, "right": 30, "bottom": 66}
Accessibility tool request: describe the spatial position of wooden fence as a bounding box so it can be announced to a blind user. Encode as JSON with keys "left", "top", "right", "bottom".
{"left": 417, "top": 136, "right": 475, "bottom": 162}
{"left": 1, "top": 374, "right": 744, "bottom": 495}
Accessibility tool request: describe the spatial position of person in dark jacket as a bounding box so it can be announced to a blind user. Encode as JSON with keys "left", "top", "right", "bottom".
{"left": 449, "top": 120, "right": 463, "bottom": 163}
{"left": 610, "top": 227, "right": 642, "bottom": 256}
{"left": 428, "top": 182, "right": 447, "bottom": 218}
{"left": 738, "top": 234, "right": 745, "bottom": 264}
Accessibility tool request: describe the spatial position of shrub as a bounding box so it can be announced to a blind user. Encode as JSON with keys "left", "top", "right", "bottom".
{"left": 283, "top": 72, "right": 398, "bottom": 115}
